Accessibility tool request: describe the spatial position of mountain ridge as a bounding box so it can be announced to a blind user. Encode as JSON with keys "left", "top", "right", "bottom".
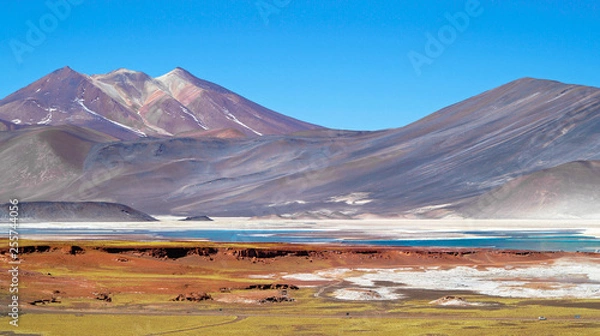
{"left": 0, "top": 66, "right": 323, "bottom": 139}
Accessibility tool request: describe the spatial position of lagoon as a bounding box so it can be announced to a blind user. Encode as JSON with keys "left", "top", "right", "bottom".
{"left": 19, "top": 218, "right": 600, "bottom": 252}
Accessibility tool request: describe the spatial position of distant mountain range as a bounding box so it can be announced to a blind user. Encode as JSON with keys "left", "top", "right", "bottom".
{"left": 1, "top": 68, "right": 600, "bottom": 219}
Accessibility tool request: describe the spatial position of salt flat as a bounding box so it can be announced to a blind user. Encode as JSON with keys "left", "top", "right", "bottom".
{"left": 283, "top": 257, "right": 600, "bottom": 300}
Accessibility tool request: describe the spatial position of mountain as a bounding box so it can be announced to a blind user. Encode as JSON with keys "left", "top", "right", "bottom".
{"left": 0, "top": 201, "right": 157, "bottom": 222}
{"left": 0, "top": 67, "right": 149, "bottom": 140}
{"left": 0, "top": 67, "right": 322, "bottom": 139}
{"left": 337, "top": 77, "right": 600, "bottom": 216}
{"left": 457, "top": 161, "right": 600, "bottom": 219}
{"left": 0, "top": 75, "right": 599, "bottom": 218}
{"left": 0, "top": 125, "right": 117, "bottom": 201}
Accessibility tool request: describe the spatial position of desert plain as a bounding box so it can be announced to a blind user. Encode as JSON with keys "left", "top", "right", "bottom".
{"left": 2, "top": 219, "right": 600, "bottom": 335}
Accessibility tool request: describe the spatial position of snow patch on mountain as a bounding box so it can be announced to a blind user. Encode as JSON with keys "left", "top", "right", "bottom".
{"left": 180, "top": 106, "right": 208, "bottom": 130}
{"left": 224, "top": 108, "right": 263, "bottom": 136}
{"left": 328, "top": 192, "right": 373, "bottom": 205}
{"left": 75, "top": 98, "right": 147, "bottom": 137}
{"left": 37, "top": 112, "right": 53, "bottom": 125}
{"left": 268, "top": 200, "right": 307, "bottom": 207}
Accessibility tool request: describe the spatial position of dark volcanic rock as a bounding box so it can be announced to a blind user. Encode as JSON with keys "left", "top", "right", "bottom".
{"left": 258, "top": 296, "right": 295, "bottom": 304}
{"left": 172, "top": 292, "right": 213, "bottom": 302}
{"left": 30, "top": 296, "right": 61, "bottom": 306}
{"left": 180, "top": 215, "right": 213, "bottom": 221}
{"left": 98, "top": 247, "right": 218, "bottom": 259}
{"left": 0, "top": 202, "right": 157, "bottom": 222}
{"left": 94, "top": 292, "right": 112, "bottom": 302}
{"left": 245, "top": 284, "right": 299, "bottom": 290}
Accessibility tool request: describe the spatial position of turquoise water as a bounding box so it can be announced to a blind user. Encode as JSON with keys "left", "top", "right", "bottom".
{"left": 21, "top": 228, "right": 600, "bottom": 252}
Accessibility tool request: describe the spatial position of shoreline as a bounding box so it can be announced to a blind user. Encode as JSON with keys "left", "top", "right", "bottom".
{"left": 18, "top": 217, "right": 600, "bottom": 232}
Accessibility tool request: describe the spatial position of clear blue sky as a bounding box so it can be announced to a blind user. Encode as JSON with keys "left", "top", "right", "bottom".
{"left": 1, "top": 1, "right": 599, "bottom": 130}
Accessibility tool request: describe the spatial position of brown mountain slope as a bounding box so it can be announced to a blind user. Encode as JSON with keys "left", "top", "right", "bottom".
{"left": 90, "top": 69, "right": 205, "bottom": 136}
{"left": 0, "top": 67, "right": 150, "bottom": 140}
{"left": 329, "top": 77, "right": 600, "bottom": 214}
{"left": 0, "top": 125, "right": 115, "bottom": 201}
{"left": 457, "top": 161, "right": 600, "bottom": 219}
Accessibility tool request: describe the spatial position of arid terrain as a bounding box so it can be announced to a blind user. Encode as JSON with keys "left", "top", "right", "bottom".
{"left": 1, "top": 69, "right": 600, "bottom": 219}
{"left": 1, "top": 239, "right": 599, "bottom": 335}
{"left": 2, "top": 69, "right": 600, "bottom": 334}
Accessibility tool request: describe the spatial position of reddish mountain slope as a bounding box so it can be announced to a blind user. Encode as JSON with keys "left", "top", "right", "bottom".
{"left": 156, "top": 68, "right": 319, "bottom": 136}
{"left": 0, "top": 67, "right": 323, "bottom": 139}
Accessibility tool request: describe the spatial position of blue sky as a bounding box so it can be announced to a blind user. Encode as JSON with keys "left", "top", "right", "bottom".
{"left": 1, "top": 0, "right": 599, "bottom": 130}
